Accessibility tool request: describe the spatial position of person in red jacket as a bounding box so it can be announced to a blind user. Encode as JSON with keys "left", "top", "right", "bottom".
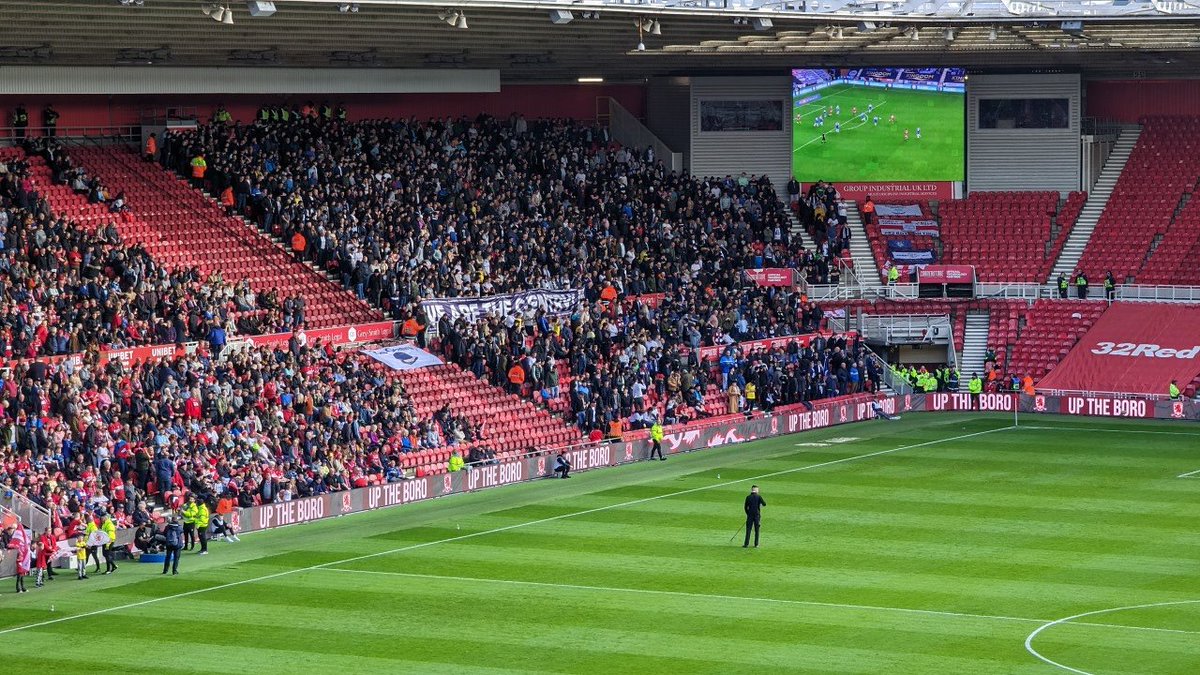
{"left": 38, "top": 528, "right": 58, "bottom": 581}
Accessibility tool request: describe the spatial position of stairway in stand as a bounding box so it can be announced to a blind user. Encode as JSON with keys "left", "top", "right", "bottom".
{"left": 1048, "top": 127, "right": 1140, "bottom": 284}
{"left": 960, "top": 312, "right": 992, "bottom": 378}
{"left": 846, "top": 202, "right": 884, "bottom": 289}
{"left": 70, "top": 144, "right": 381, "bottom": 329}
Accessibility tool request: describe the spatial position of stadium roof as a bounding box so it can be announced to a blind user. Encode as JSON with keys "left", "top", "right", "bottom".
{"left": 3, "top": 0, "right": 1200, "bottom": 80}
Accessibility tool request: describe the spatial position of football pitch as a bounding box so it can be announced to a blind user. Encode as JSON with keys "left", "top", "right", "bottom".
{"left": 793, "top": 84, "right": 965, "bottom": 183}
{"left": 2, "top": 414, "right": 1199, "bottom": 674}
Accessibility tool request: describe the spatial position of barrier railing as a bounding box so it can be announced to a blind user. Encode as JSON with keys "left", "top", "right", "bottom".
{"left": 861, "top": 313, "right": 953, "bottom": 345}
{"left": 978, "top": 283, "right": 1044, "bottom": 301}
{"left": 1114, "top": 284, "right": 1200, "bottom": 303}
{"left": 0, "top": 490, "right": 51, "bottom": 534}
{"left": 0, "top": 125, "right": 140, "bottom": 143}
{"left": 1038, "top": 388, "right": 1174, "bottom": 400}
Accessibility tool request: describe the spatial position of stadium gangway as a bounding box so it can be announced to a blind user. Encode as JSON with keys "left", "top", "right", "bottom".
{"left": 1034, "top": 283, "right": 1200, "bottom": 304}
{"left": 866, "top": 348, "right": 914, "bottom": 396}
{"left": 860, "top": 313, "right": 954, "bottom": 348}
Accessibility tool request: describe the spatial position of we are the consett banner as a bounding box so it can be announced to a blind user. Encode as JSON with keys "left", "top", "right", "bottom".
{"left": 421, "top": 289, "right": 582, "bottom": 325}
{"left": 363, "top": 344, "right": 445, "bottom": 371}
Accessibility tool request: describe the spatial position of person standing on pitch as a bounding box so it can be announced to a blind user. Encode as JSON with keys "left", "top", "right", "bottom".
{"left": 743, "top": 485, "right": 766, "bottom": 548}
{"left": 649, "top": 420, "right": 665, "bottom": 460}
{"left": 163, "top": 515, "right": 184, "bottom": 575}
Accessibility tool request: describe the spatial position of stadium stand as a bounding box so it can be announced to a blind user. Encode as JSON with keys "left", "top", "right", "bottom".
{"left": 940, "top": 191, "right": 1086, "bottom": 283}
{"left": 0, "top": 144, "right": 297, "bottom": 353}
{"left": 1006, "top": 299, "right": 1107, "bottom": 383}
{"left": 862, "top": 192, "right": 1087, "bottom": 284}
{"left": 160, "top": 116, "right": 827, "bottom": 316}
{"left": 65, "top": 144, "right": 381, "bottom": 329}
{"left": 1074, "top": 116, "right": 1200, "bottom": 284}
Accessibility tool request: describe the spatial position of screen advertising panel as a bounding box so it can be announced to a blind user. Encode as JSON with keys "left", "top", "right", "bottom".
{"left": 791, "top": 67, "right": 965, "bottom": 183}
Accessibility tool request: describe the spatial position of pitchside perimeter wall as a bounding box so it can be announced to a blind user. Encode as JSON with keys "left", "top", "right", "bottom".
{"left": 1, "top": 391, "right": 1193, "bottom": 577}
{"left": 229, "top": 392, "right": 1200, "bottom": 536}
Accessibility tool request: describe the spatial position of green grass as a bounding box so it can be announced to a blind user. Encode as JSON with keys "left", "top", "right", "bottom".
{"left": 793, "top": 84, "right": 965, "bottom": 183}
{"left": 2, "top": 414, "right": 1200, "bottom": 674}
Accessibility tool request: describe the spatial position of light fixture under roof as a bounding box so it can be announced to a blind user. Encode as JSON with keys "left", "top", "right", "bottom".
{"left": 338, "top": 2, "right": 359, "bottom": 12}
{"left": 577, "top": 77, "right": 604, "bottom": 83}
{"left": 439, "top": 9, "right": 467, "bottom": 28}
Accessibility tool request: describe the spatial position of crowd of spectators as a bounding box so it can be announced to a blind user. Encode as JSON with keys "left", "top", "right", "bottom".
{"left": 162, "top": 114, "right": 840, "bottom": 317}
{"left": 0, "top": 140, "right": 306, "bottom": 359}
{"left": 0, "top": 334, "right": 509, "bottom": 545}
{"left": 154, "top": 113, "right": 861, "bottom": 436}
{"left": 0, "top": 113, "right": 873, "bottom": 556}
{"left": 435, "top": 292, "right": 872, "bottom": 434}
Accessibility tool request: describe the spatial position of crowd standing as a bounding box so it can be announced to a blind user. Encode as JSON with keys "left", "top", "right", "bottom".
{"left": 1, "top": 109, "right": 871, "bottom": 590}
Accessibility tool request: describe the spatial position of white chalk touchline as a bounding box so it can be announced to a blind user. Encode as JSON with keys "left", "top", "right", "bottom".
{"left": 1020, "top": 425, "right": 1200, "bottom": 437}
{"left": 1178, "top": 468, "right": 1200, "bottom": 478}
{"left": 0, "top": 424, "right": 1013, "bottom": 637}
{"left": 320, "top": 568, "right": 1200, "bottom": 639}
{"left": 1024, "top": 599, "right": 1200, "bottom": 675}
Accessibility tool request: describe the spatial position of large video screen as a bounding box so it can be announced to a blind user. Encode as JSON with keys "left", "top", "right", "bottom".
{"left": 791, "top": 67, "right": 965, "bottom": 183}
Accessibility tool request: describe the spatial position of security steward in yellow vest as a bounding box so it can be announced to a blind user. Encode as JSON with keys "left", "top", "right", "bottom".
{"left": 181, "top": 495, "right": 199, "bottom": 550}
{"left": 968, "top": 373, "right": 983, "bottom": 408}
{"left": 195, "top": 500, "right": 211, "bottom": 555}
{"left": 12, "top": 105, "right": 29, "bottom": 139}
{"left": 1169, "top": 380, "right": 1182, "bottom": 400}
{"left": 650, "top": 421, "right": 665, "bottom": 460}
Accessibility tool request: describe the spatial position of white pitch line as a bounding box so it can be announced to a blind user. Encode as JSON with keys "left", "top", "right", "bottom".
{"left": 1178, "top": 468, "right": 1200, "bottom": 478}
{"left": 794, "top": 85, "right": 860, "bottom": 113}
{"left": 321, "top": 568, "right": 1200, "bottom": 639}
{"left": 323, "top": 567, "right": 1042, "bottom": 625}
{"left": 1018, "top": 425, "right": 1200, "bottom": 437}
{"left": 1024, "top": 599, "right": 1200, "bottom": 674}
{"left": 0, "top": 424, "right": 1013, "bottom": 637}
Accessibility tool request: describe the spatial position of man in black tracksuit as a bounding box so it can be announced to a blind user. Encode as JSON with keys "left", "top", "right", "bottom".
{"left": 743, "top": 485, "right": 766, "bottom": 548}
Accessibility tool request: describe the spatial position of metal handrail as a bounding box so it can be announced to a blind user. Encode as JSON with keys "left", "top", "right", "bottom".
{"left": 865, "top": 347, "right": 913, "bottom": 395}
{"left": 1038, "top": 388, "right": 1174, "bottom": 400}
{"left": 0, "top": 490, "right": 51, "bottom": 534}
{"left": 860, "top": 313, "right": 953, "bottom": 346}
{"left": 0, "top": 125, "right": 140, "bottom": 143}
